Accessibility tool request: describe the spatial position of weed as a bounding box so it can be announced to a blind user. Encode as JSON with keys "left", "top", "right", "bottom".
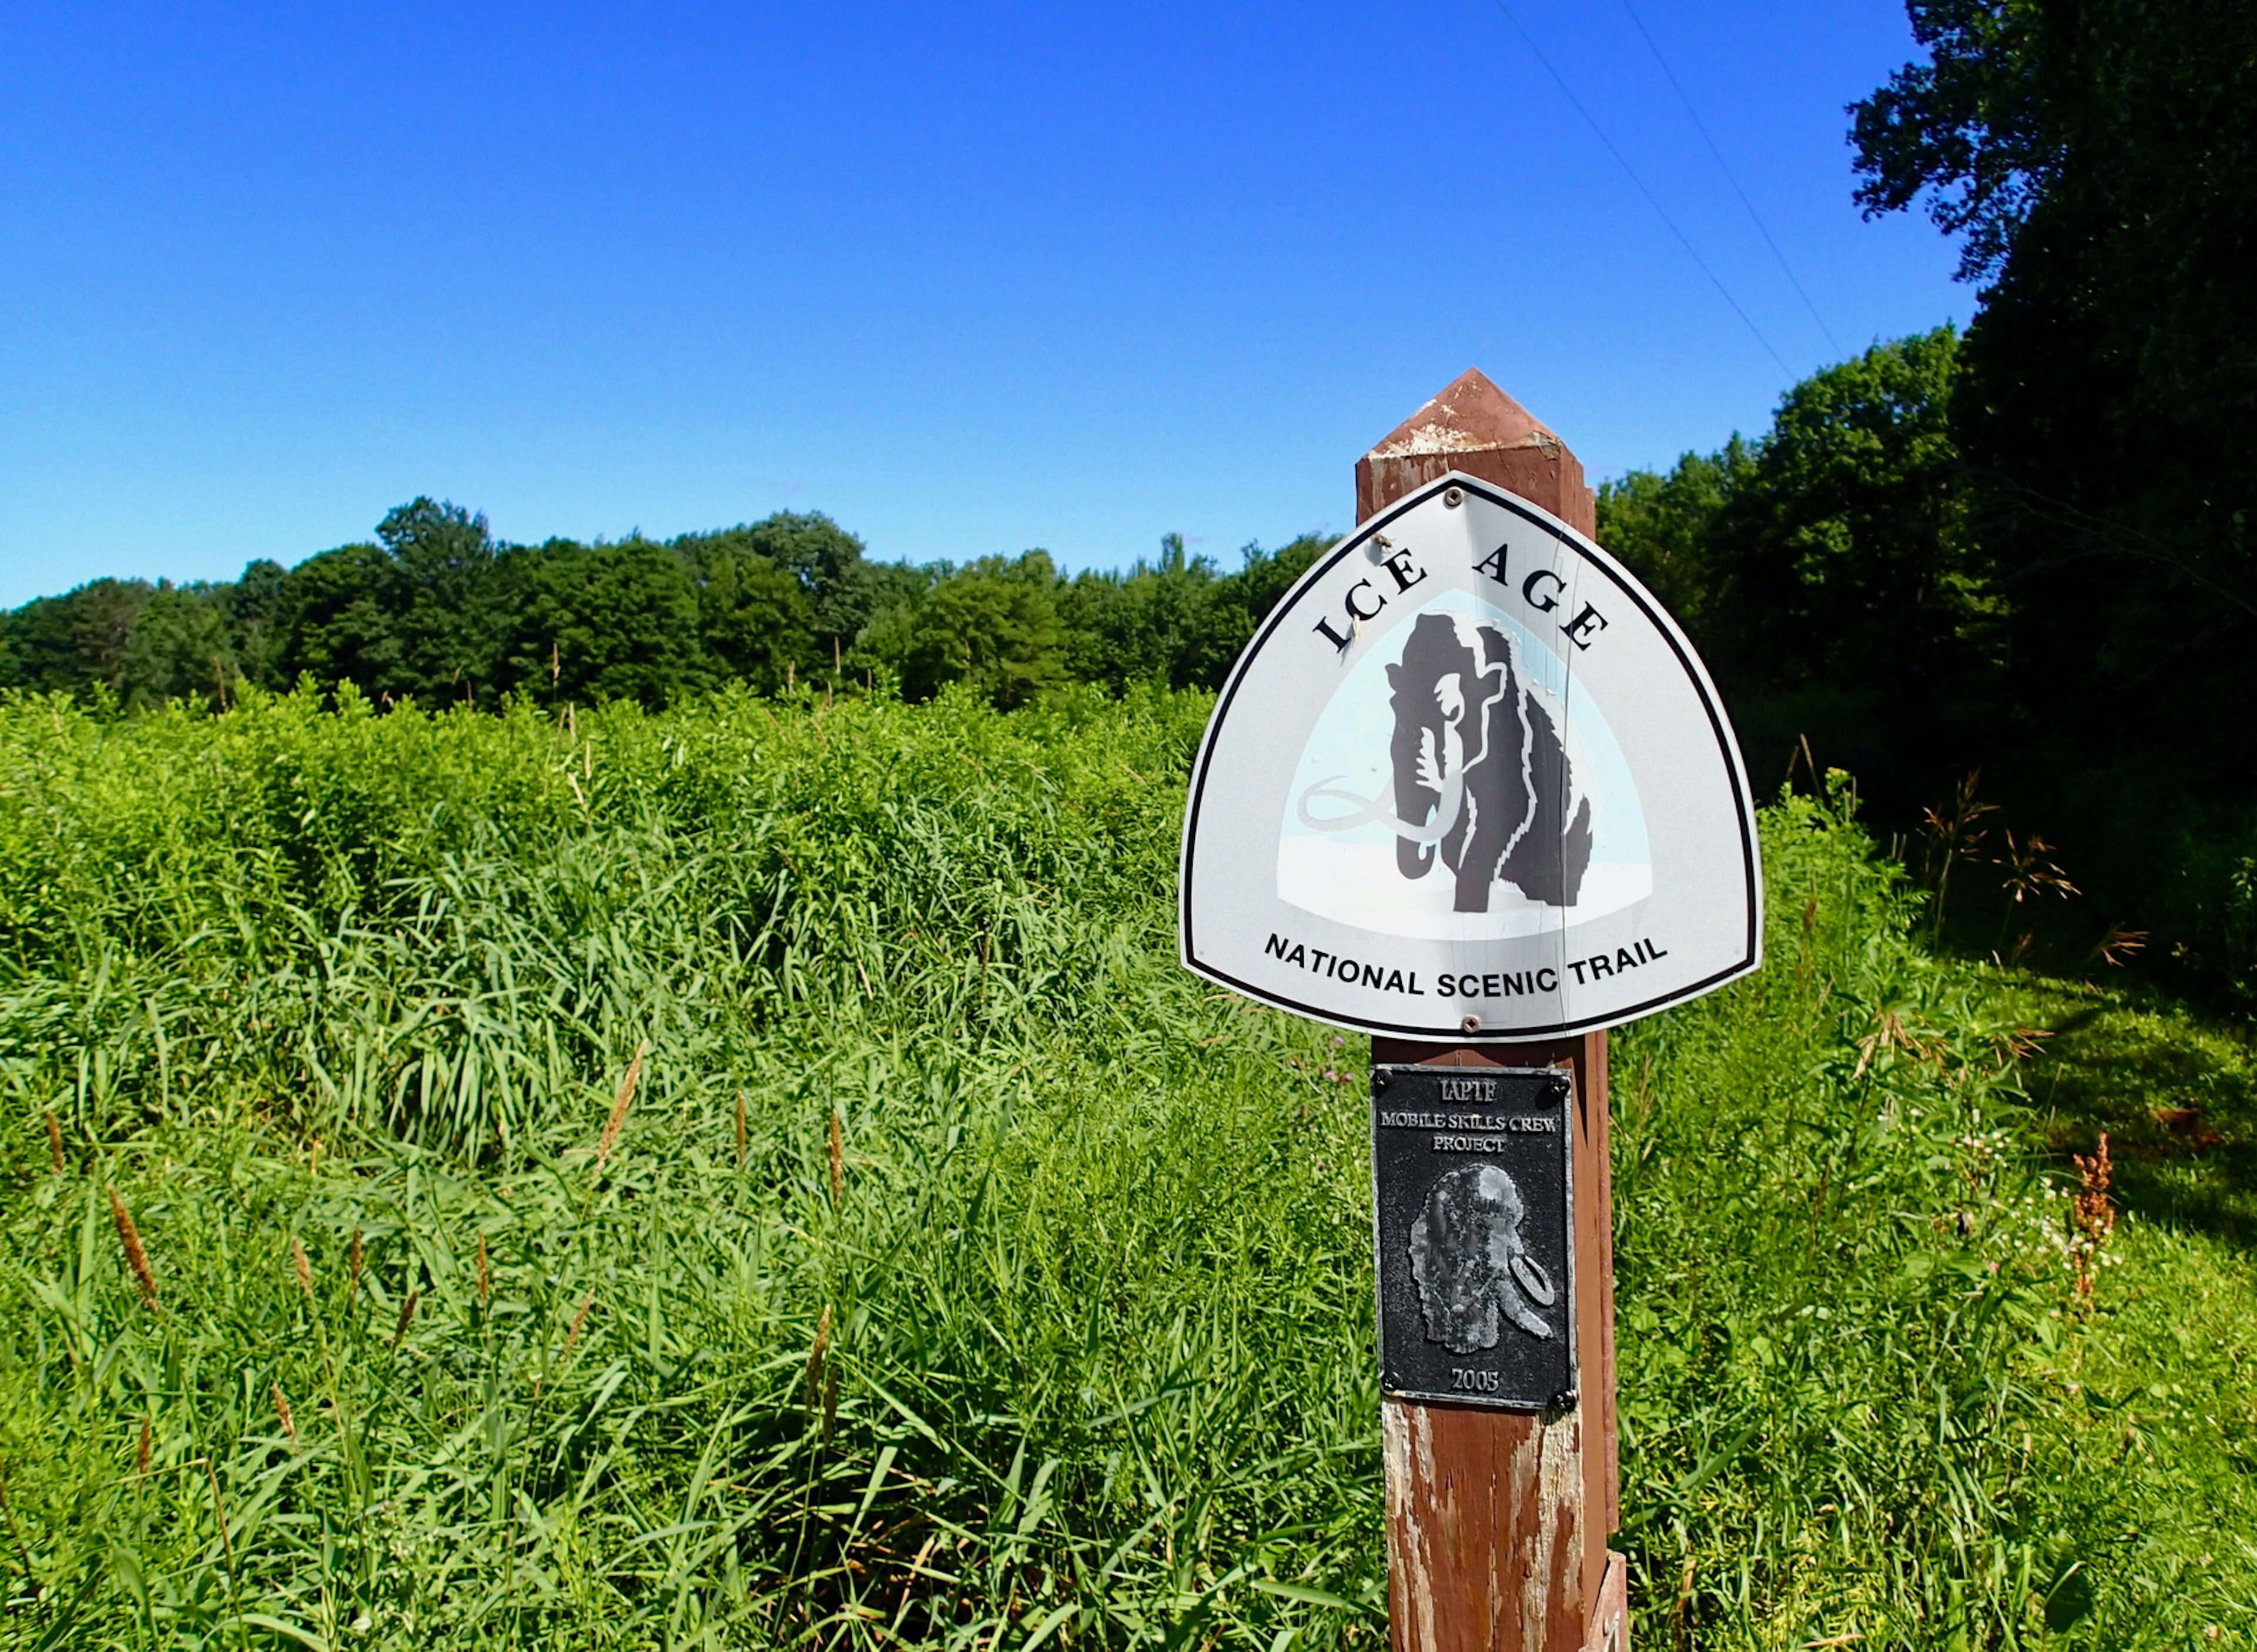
{"left": 1918, "top": 768, "right": 1997, "bottom": 939}
{"left": 2070, "top": 1133, "right": 2116, "bottom": 1305}
{"left": 107, "top": 1184, "right": 156, "bottom": 1305}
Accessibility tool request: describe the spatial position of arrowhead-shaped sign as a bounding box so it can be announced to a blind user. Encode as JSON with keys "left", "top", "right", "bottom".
{"left": 1180, "top": 471, "right": 1762, "bottom": 1038}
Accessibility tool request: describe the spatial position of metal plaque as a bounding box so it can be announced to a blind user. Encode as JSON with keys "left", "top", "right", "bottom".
{"left": 1371, "top": 1064, "right": 1575, "bottom": 1410}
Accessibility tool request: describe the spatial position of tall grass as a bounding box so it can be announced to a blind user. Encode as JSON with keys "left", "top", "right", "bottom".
{"left": 0, "top": 686, "right": 2244, "bottom": 1647}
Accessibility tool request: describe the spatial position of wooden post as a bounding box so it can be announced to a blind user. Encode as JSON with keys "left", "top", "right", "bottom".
{"left": 1362, "top": 370, "right": 1626, "bottom": 1652}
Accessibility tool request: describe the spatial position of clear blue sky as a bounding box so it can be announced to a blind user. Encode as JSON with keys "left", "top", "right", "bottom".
{"left": 0, "top": 0, "right": 1963, "bottom": 606}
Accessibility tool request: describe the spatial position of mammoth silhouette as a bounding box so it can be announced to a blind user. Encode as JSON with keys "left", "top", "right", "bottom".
{"left": 1298, "top": 612, "right": 1592, "bottom": 913}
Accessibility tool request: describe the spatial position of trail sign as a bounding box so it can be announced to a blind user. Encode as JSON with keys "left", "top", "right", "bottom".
{"left": 1182, "top": 370, "right": 1742, "bottom": 1651}
{"left": 1179, "top": 469, "right": 1761, "bottom": 1041}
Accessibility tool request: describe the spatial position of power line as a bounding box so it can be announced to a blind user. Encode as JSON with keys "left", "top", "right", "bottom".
{"left": 1483, "top": 0, "right": 1793, "bottom": 379}
{"left": 1618, "top": 0, "right": 1842, "bottom": 356}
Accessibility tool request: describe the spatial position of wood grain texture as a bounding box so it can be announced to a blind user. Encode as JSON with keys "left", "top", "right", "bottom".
{"left": 1381, "top": 1391, "right": 1585, "bottom": 1652}
{"left": 1363, "top": 370, "right": 1619, "bottom": 1652}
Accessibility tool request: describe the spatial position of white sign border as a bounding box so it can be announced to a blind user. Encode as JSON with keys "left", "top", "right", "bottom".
{"left": 1179, "top": 469, "right": 1763, "bottom": 1039}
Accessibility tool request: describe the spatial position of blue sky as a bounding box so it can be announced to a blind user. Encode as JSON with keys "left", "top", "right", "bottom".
{"left": 0, "top": 1, "right": 1963, "bottom": 606}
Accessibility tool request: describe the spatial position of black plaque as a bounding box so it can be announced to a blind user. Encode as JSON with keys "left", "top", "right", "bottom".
{"left": 1371, "top": 1064, "right": 1575, "bottom": 1410}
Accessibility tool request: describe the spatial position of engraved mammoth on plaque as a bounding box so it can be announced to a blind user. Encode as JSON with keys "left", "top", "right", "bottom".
{"left": 1407, "top": 1162, "right": 1559, "bottom": 1354}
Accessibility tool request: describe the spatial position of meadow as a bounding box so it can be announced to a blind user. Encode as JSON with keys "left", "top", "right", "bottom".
{"left": 0, "top": 684, "right": 2251, "bottom": 1649}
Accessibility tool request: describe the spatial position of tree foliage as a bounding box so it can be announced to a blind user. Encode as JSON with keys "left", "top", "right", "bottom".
{"left": 1847, "top": 0, "right": 2257, "bottom": 947}
{"left": 1600, "top": 328, "right": 1995, "bottom": 805}
{"left": 1851, "top": 0, "right": 2257, "bottom": 759}
{"left": 858, "top": 552, "right": 1069, "bottom": 708}
{"left": 0, "top": 511, "right": 1335, "bottom": 716}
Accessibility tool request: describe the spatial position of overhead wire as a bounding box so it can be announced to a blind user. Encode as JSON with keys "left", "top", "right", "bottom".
{"left": 1482, "top": 0, "right": 1794, "bottom": 378}
{"left": 1617, "top": 0, "right": 1842, "bottom": 356}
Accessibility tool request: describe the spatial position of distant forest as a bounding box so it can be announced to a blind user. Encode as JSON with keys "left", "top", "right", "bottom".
{"left": 0, "top": 505, "right": 1332, "bottom": 715}
{"left": 0, "top": 315, "right": 2244, "bottom": 993}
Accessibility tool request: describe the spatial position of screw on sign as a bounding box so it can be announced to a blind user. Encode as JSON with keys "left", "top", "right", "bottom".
{"left": 1178, "top": 369, "right": 1762, "bottom": 1651}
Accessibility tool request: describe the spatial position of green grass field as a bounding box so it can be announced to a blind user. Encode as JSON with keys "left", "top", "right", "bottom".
{"left": 0, "top": 685, "right": 2251, "bottom": 1648}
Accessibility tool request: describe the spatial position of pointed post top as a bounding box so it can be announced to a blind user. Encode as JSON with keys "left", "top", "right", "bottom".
{"left": 1356, "top": 367, "right": 1594, "bottom": 537}
{"left": 1365, "top": 367, "right": 1562, "bottom": 460}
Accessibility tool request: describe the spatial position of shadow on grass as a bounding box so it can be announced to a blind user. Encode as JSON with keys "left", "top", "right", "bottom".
{"left": 2003, "top": 975, "right": 2257, "bottom": 1251}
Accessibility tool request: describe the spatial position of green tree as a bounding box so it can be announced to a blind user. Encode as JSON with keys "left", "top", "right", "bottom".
{"left": 0, "top": 578, "right": 154, "bottom": 699}
{"left": 379, "top": 498, "right": 503, "bottom": 705}
{"left": 0, "top": 506, "right": 1342, "bottom": 718}
{"left": 679, "top": 542, "right": 815, "bottom": 695}
{"left": 269, "top": 501, "right": 507, "bottom": 706}
{"left": 118, "top": 584, "right": 237, "bottom": 710}
{"left": 1596, "top": 439, "right": 1753, "bottom": 636}
{"left": 277, "top": 542, "right": 407, "bottom": 700}
{"left": 716, "top": 511, "right": 872, "bottom": 674}
{"left": 1707, "top": 329, "right": 1985, "bottom": 700}
{"left": 858, "top": 552, "right": 1067, "bottom": 708}
{"left": 1059, "top": 534, "right": 1253, "bottom": 692}
{"left": 1592, "top": 331, "right": 1991, "bottom": 805}
{"left": 492, "top": 540, "right": 714, "bottom": 708}
{"left": 227, "top": 559, "right": 292, "bottom": 690}
{"left": 1218, "top": 533, "right": 1334, "bottom": 633}
{"left": 1853, "top": 0, "right": 2257, "bottom": 956}
{"left": 1853, "top": 0, "right": 2257, "bottom": 788}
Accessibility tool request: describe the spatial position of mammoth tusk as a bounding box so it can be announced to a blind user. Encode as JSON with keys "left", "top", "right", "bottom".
{"left": 1295, "top": 772, "right": 1463, "bottom": 844}
{"left": 1290, "top": 657, "right": 1511, "bottom": 846}
{"left": 1510, "top": 1252, "right": 1556, "bottom": 1307}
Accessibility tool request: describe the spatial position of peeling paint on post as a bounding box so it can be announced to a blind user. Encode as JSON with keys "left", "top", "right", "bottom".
{"left": 1364, "top": 370, "right": 1626, "bottom": 1652}
{"left": 1355, "top": 369, "right": 1592, "bottom": 539}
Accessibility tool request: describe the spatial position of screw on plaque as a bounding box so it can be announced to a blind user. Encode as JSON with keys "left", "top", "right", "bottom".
{"left": 1442, "top": 486, "right": 1464, "bottom": 508}
{"left": 1373, "top": 1071, "right": 1389, "bottom": 1091}
{"left": 1461, "top": 1013, "right": 1481, "bottom": 1034}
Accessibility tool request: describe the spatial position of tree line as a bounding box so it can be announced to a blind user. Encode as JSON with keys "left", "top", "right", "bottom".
{"left": 0, "top": 324, "right": 1988, "bottom": 750}
{"left": 0, "top": 316, "right": 2236, "bottom": 984}
{"left": 0, "top": 508, "right": 1331, "bottom": 715}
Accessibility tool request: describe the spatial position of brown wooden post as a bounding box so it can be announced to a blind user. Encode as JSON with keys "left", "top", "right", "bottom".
{"left": 1361, "top": 370, "right": 1626, "bottom": 1652}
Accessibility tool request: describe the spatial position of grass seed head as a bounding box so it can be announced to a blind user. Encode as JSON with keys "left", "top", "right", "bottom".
{"left": 43, "top": 1111, "right": 63, "bottom": 1175}
{"left": 390, "top": 1286, "right": 418, "bottom": 1352}
{"left": 2071, "top": 1132, "right": 2117, "bottom": 1302}
{"left": 595, "top": 1040, "right": 648, "bottom": 1177}
{"left": 108, "top": 1186, "right": 156, "bottom": 1306}
{"left": 136, "top": 1415, "right": 150, "bottom": 1475}
{"left": 561, "top": 1289, "right": 595, "bottom": 1365}
{"left": 291, "top": 1235, "right": 314, "bottom": 1301}
{"left": 828, "top": 1109, "right": 843, "bottom": 1205}
{"left": 476, "top": 1232, "right": 490, "bottom": 1308}
{"left": 272, "top": 1383, "right": 298, "bottom": 1449}
{"left": 349, "top": 1228, "right": 363, "bottom": 1302}
{"left": 805, "top": 1303, "right": 832, "bottom": 1413}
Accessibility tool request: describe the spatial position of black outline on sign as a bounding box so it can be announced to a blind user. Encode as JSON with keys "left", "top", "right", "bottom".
{"left": 1178, "top": 470, "right": 1760, "bottom": 1038}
